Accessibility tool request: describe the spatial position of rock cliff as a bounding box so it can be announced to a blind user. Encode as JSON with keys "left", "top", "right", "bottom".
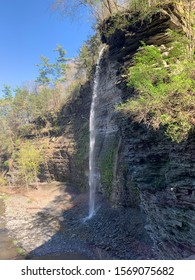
{"left": 31, "top": 3, "right": 195, "bottom": 259}
{"left": 38, "top": 81, "right": 92, "bottom": 190}
{"left": 96, "top": 4, "right": 195, "bottom": 259}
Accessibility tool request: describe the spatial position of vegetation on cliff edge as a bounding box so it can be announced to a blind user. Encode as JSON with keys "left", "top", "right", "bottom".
{"left": 118, "top": 31, "right": 195, "bottom": 142}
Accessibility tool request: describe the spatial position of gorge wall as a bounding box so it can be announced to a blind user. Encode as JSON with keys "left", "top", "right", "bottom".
{"left": 38, "top": 81, "right": 92, "bottom": 190}
{"left": 97, "top": 4, "right": 195, "bottom": 259}
{"left": 36, "top": 4, "right": 195, "bottom": 259}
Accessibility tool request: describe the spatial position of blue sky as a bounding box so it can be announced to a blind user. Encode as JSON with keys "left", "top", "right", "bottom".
{"left": 0, "top": 0, "right": 93, "bottom": 96}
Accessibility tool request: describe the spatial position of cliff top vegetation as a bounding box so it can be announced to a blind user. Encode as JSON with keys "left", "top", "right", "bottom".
{"left": 110, "top": 1, "right": 195, "bottom": 142}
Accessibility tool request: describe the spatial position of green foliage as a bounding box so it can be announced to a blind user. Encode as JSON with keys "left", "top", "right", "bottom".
{"left": 11, "top": 87, "right": 31, "bottom": 127}
{"left": 36, "top": 55, "right": 52, "bottom": 85}
{"left": 102, "top": 12, "right": 135, "bottom": 36}
{"left": 76, "top": 34, "right": 101, "bottom": 77}
{"left": 16, "top": 142, "right": 43, "bottom": 187}
{"left": 2, "top": 84, "right": 12, "bottom": 100}
{"left": 36, "top": 45, "right": 69, "bottom": 86}
{"left": 0, "top": 173, "right": 7, "bottom": 187}
{"left": 54, "top": 45, "right": 69, "bottom": 83}
{"left": 0, "top": 194, "right": 9, "bottom": 200}
{"left": 128, "top": 0, "right": 149, "bottom": 10}
{"left": 118, "top": 38, "right": 195, "bottom": 142}
{"left": 15, "top": 246, "right": 26, "bottom": 257}
{"left": 18, "top": 124, "right": 36, "bottom": 137}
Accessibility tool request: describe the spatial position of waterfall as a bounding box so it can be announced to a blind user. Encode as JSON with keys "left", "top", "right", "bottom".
{"left": 86, "top": 46, "right": 105, "bottom": 220}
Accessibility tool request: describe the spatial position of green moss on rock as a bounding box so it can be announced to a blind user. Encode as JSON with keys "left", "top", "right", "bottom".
{"left": 74, "top": 122, "right": 89, "bottom": 190}
{"left": 99, "top": 138, "right": 118, "bottom": 199}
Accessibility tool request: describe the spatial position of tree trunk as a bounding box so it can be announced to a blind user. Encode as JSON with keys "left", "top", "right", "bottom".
{"left": 105, "top": 0, "right": 113, "bottom": 14}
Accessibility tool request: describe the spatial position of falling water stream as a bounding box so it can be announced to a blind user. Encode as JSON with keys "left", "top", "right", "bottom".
{"left": 86, "top": 46, "right": 105, "bottom": 220}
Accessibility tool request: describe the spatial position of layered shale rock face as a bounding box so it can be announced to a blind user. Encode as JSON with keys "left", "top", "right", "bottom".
{"left": 38, "top": 81, "right": 92, "bottom": 190}
{"left": 96, "top": 4, "right": 195, "bottom": 259}
{"left": 118, "top": 120, "right": 195, "bottom": 259}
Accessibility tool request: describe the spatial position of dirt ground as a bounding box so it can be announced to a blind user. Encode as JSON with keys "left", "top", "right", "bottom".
{"left": 1, "top": 182, "right": 154, "bottom": 260}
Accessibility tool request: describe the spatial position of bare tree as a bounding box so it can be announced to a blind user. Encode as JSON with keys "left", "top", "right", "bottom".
{"left": 52, "top": 0, "right": 122, "bottom": 20}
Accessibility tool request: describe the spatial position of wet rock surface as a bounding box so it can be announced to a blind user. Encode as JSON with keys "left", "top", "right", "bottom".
{"left": 2, "top": 182, "right": 154, "bottom": 260}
